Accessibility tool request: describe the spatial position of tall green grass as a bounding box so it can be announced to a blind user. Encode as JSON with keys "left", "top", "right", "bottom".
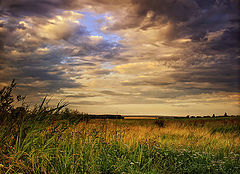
{"left": 1, "top": 119, "right": 240, "bottom": 173}
{"left": 0, "top": 81, "right": 239, "bottom": 173}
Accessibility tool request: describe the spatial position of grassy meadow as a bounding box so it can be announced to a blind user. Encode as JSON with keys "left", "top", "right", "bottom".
{"left": 0, "top": 81, "right": 240, "bottom": 173}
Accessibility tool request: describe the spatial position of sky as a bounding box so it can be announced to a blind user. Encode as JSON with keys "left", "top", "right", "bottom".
{"left": 0, "top": 0, "right": 239, "bottom": 116}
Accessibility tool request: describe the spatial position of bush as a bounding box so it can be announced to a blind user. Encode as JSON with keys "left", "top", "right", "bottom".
{"left": 155, "top": 119, "right": 165, "bottom": 127}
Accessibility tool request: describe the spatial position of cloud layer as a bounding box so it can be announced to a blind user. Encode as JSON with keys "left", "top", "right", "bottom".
{"left": 0, "top": 0, "right": 239, "bottom": 115}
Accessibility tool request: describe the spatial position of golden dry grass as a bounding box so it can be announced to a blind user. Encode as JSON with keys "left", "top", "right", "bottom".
{"left": 71, "top": 119, "right": 240, "bottom": 152}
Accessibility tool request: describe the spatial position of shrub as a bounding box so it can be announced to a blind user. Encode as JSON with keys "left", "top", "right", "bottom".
{"left": 155, "top": 119, "right": 165, "bottom": 127}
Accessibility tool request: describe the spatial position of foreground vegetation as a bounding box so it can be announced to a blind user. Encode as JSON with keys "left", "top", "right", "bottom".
{"left": 0, "top": 81, "right": 240, "bottom": 173}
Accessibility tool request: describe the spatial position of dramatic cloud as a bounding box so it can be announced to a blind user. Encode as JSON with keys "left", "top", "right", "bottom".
{"left": 0, "top": 0, "right": 81, "bottom": 17}
{"left": 0, "top": 0, "right": 239, "bottom": 115}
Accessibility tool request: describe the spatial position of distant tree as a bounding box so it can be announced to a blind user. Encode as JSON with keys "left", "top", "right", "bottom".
{"left": 224, "top": 112, "right": 228, "bottom": 117}
{"left": 212, "top": 114, "right": 215, "bottom": 118}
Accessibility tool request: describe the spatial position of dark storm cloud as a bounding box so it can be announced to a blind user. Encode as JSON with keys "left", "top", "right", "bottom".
{"left": 0, "top": 17, "right": 26, "bottom": 31}
{"left": 0, "top": 0, "right": 81, "bottom": 17}
{"left": 208, "top": 27, "right": 240, "bottom": 54}
{"left": 134, "top": 0, "right": 238, "bottom": 24}
{"left": 109, "top": 0, "right": 239, "bottom": 41}
{"left": 0, "top": 18, "right": 29, "bottom": 52}
{"left": 132, "top": 0, "right": 198, "bottom": 23}
{"left": 170, "top": 57, "right": 239, "bottom": 93}
{"left": 168, "top": 48, "right": 239, "bottom": 93}
{"left": 173, "top": 26, "right": 240, "bottom": 93}
{"left": 0, "top": 53, "right": 82, "bottom": 94}
{"left": 18, "top": 80, "right": 81, "bottom": 94}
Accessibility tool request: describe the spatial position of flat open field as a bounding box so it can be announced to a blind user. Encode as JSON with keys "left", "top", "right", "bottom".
{"left": 1, "top": 116, "right": 240, "bottom": 174}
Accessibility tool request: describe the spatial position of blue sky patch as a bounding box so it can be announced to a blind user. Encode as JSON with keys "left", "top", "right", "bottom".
{"left": 78, "top": 11, "right": 121, "bottom": 43}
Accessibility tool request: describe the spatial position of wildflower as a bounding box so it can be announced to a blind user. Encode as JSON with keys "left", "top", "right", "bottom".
{"left": 0, "top": 164, "right": 4, "bottom": 168}
{"left": 130, "top": 162, "right": 134, "bottom": 165}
